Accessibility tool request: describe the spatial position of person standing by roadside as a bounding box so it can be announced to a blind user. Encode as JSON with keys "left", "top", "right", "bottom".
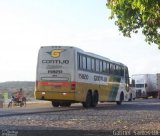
{"left": 16, "top": 88, "right": 24, "bottom": 101}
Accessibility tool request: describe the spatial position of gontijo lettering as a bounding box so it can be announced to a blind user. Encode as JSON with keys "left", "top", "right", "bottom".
{"left": 42, "top": 60, "right": 69, "bottom": 64}
{"left": 47, "top": 49, "right": 65, "bottom": 58}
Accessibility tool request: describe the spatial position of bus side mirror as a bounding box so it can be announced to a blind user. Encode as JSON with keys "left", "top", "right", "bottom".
{"left": 131, "top": 79, "right": 135, "bottom": 87}
{"left": 145, "top": 83, "right": 147, "bottom": 88}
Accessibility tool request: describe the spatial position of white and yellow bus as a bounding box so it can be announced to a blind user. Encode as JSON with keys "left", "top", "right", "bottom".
{"left": 35, "top": 46, "right": 130, "bottom": 108}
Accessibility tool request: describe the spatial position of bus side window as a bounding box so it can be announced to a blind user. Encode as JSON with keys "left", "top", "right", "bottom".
{"left": 102, "top": 61, "right": 107, "bottom": 73}
{"left": 110, "top": 63, "right": 114, "bottom": 75}
{"left": 115, "top": 65, "right": 117, "bottom": 75}
{"left": 113, "top": 64, "right": 116, "bottom": 75}
{"left": 100, "top": 60, "right": 103, "bottom": 73}
{"left": 91, "top": 58, "right": 95, "bottom": 72}
{"left": 96, "top": 59, "right": 100, "bottom": 72}
{"left": 82, "top": 56, "right": 87, "bottom": 70}
{"left": 77, "top": 53, "right": 80, "bottom": 69}
{"left": 87, "top": 57, "right": 91, "bottom": 71}
{"left": 107, "top": 62, "right": 110, "bottom": 74}
{"left": 121, "top": 67, "right": 124, "bottom": 76}
{"left": 118, "top": 66, "right": 121, "bottom": 76}
{"left": 78, "top": 53, "right": 83, "bottom": 70}
{"left": 116, "top": 65, "right": 120, "bottom": 76}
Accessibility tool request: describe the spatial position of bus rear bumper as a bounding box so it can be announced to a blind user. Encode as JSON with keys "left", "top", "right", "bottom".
{"left": 35, "top": 91, "right": 75, "bottom": 101}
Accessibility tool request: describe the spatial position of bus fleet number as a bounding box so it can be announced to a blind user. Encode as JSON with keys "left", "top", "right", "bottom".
{"left": 79, "top": 74, "right": 89, "bottom": 80}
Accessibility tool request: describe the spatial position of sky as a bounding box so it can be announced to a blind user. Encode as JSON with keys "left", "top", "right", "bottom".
{"left": 0, "top": 0, "right": 160, "bottom": 82}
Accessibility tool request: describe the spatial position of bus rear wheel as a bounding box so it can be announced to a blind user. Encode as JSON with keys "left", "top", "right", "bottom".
{"left": 82, "top": 91, "right": 92, "bottom": 108}
{"left": 91, "top": 91, "right": 98, "bottom": 107}
{"left": 60, "top": 102, "right": 71, "bottom": 107}
{"left": 52, "top": 101, "right": 59, "bottom": 107}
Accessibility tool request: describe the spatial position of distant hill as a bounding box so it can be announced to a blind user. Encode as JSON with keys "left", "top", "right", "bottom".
{"left": 0, "top": 81, "right": 35, "bottom": 98}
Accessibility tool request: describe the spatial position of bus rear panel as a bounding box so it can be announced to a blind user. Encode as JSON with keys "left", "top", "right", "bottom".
{"left": 35, "top": 46, "right": 76, "bottom": 101}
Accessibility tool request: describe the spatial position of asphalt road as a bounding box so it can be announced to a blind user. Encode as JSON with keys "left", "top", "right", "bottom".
{"left": 0, "top": 98, "right": 160, "bottom": 115}
{"left": 0, "top": 98, "right": 160, "bottom": 136}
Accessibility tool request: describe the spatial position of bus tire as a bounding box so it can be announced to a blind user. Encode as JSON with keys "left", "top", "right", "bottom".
{"left": 60, "top": 102, "right": 71, "bottom": 107}
{"left": 144, "top": 96, "right": 148, "bottom": 99}
{"left": 82, "top": 91, "right": 92, "bottom": 108}
{"left": 128, "top": 94, "right": 132, "bottom": 101}
{"left": 91, "top": 91, "right": 98, "bottom": 107}
{"left": 116, "top": 92, "right": 124, "bottom": 105}
{"left": 65, "top": 102, "right": 71, "bottom": 107}
{"left": 52, "top": 101, "right": 59, "bottom": 107}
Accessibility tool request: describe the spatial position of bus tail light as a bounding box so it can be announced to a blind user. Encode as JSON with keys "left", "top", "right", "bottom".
{"left": 71, "top": 82, "right": 76, "bottom": 90}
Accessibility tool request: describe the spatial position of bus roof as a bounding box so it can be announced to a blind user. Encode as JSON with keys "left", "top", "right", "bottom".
{"left": 40, "top": 46, "right": 127, "bottom": 67}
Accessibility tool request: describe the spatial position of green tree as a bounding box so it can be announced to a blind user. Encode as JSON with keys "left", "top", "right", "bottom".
{"left": 107, "top": 0, "right": 160, "bottom": 48}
